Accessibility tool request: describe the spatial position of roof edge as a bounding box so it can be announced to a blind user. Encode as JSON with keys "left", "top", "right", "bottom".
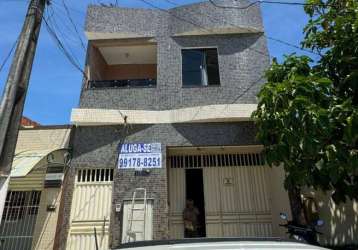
{"left": 19, "top": 125, "right": 73, "bottom": 130}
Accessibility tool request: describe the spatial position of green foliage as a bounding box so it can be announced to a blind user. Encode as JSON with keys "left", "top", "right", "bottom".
{"left": 303, "top": 0, "right": 358, "bottom": 101}
{"left": 253, "top": 0, "right": 358, "bottom": 203}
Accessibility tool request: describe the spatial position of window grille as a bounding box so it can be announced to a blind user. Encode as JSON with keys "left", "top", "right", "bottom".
{"left": 0, "top": 191, "right": 41, "bottom": 250}
{"left": 76, "top": 168, "right": 114, "bottom": 183}
{"left": 169, "top": 153, "right": 264, "bottom": 168}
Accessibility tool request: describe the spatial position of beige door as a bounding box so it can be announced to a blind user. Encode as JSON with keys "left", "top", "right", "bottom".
{"left": 66, "top": 168, "right": 113, "bottom": 250}
{"left": 203, "top": 164, "right": 272, "bottom": 237}
{"left": 168, "top": 167, "right": 186, "bottom": 239}
{"left": 121, "top": 199, "right": 153, "bottom": 243}
{"left": 168, "top": 148, "right": 273, "bottom": 239}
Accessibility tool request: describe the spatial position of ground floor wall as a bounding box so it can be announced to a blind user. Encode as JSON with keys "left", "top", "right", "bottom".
{"left": 167, "top": 147, "right": 292, "bottom": 240}
{"left": 302, "top": 189, "right": 358, "bottom": 246}
{"left": 31, "top": 188, "right": 62, "bottom": 250}
{"left": 54, "top": 122, "right": 358, "bottom": 249}
{"left": 67, "top": 122, "right": 260, "bottom": 248}
{"left": 54, "top": 168, "right": 76, "bottom": 250}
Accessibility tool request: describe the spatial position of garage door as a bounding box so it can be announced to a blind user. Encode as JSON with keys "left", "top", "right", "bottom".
{"left": 66, "top": 168, "right": 113, "bottom": 250}
{"left": 168, "top": 148, "right": 272, "bottom": 239}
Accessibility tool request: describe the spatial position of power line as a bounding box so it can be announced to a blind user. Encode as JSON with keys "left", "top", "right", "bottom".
{"left": 42, "top": 14, "right": 87, "bottom": 79}
{"left": 163, "top": 0, "right": 177, "bottom": 6}
{"left": 188, "top": 74, "right": 266, "bottom": 123}
{"left": 0, "top": 36, "right": 19, "bottom": 74}
{"left": 209, "top": 0, "right": 259, "bottom": 10}
{"left": 231, "top": 74, "right": 266, "bottom": 104}
{"left": 43, "top": 7, "right": 130, "bottom": 121}
{"left": 157, "top": 0, "right": 267, "bottom": 120}
{"left": 208, "top": 0, "right": 337, "bottom": 9}
{"left": 164, "top": 0, "right": 318, "bottom": 56}
{"left": 45, "top": 5, "right": 83, "bottom": 67}
{"left": 51, "top": 0, "right": 86, "bottom": 15}
{"left": 139, "top": 0, "right": 271, "bottom": 58}
{"left": 138, "top": 0, "right": 215, "bottom": 34}
{"left": 49, "top": 2, "right": 87, "bottom": 48}
{"left": 60, "top": 0, "right": 87, "bottom": 51}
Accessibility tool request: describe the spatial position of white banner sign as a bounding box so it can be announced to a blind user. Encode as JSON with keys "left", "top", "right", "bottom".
{"left": 118, "top": 143, "right": 162, "bottom": 169}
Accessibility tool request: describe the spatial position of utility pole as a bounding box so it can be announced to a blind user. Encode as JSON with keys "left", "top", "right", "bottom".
{"left": 0, "top": 0, "right": 48, "bottom": 223}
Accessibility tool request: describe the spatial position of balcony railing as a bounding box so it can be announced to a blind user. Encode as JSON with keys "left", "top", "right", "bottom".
{"left": 88, "top": 79, "right": 157, "bottom": 89}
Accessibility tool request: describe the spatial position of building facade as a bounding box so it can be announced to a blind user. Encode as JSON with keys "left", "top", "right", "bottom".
{"left": 59, "top": 1, "right": 295, "bottom": 249}
{"left": 0, "top": 126, "right": 71, "bottom": 250}
{"left": 56, "top": 1, "right": 358, "bottom": 249}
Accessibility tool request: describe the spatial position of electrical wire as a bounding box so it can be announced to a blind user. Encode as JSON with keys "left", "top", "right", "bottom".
{"left": 138, "top": 0, "right": 214, "bottom": 34}
{"left": 0, "top": 36, "right": 19, "bottom": 74}
{"left": 60, "top": 0, "right": 87, "bottom": 51}
{"left": 43, "top": 15, "right": 87, "bottom": 79}
{"left": 50, "top": 2, "right": 87, "bottom": 47}
{"left": 157, "top": 0, "right": 268, "bottom": 120}
{"left": 43, "top": 6, "right": 128, "bottom": 121}
{"left": 163, "top": 0, "right": 177, "bottom": 6}
{"left": 46, "top": 5, "right": 83, "bottom": 66}
{"left": 164, "top": 0, "right": 318, "bottom": 56}
{"left": 208, "top": 0, "right": 337, "bottom": 9}
{"left": 139, "top": 0, "right": 269, "bottom": 115}
{"left": 139, "top": 0, "right": 271, "bottom": 58}
{"left": 52, "top": 0, "right": 86, "bottom": 15}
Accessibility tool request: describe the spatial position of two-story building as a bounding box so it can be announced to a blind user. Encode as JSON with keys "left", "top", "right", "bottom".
{"left": 59, "top": 1, "right": 293, "bottom": 249}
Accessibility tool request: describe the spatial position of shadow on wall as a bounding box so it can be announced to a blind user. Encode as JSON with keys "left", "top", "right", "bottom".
{"left": 172, "top": 122, "right": 258, "bottom": 146}
{"left": 71, "top": 125, "right": 153, "bottom": 164}
{"left": 303, "top": 189, "right": 358, "bottom": 246}
{"left": 173, "top": 33, "right": 263, "bottom": 56}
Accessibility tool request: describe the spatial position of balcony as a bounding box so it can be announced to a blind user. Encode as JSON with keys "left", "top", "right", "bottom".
{"left": 88, "top": 79, "right": 156, "bottom": 89}
{"left": 86, "top": 39, "right": 157, "bottom": 89}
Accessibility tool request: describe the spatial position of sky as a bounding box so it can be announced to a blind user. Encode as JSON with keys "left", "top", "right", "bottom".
{"left": 0, "top": 0, "right": 316, "bottom": 125}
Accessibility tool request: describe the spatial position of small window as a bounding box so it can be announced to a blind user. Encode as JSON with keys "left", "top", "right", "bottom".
{"left": 182, "top": 48, "right": 220, "bottom": 86}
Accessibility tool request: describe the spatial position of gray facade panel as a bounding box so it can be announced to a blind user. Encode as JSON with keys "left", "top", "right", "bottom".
{"left": 66, "top": 1, "right": 269, "bottom": 248}
{"left": 80, "top": 34, "right": 269, "bottom": 110}
{"left": 168, "top": 1, "right": 263, "bottom": 35}
{"left": 86, "top": 1, "right": 263, "bottom": 36}
{"left": 69, "top": 122, "right": 257, "bottom": 247}
{"left": 71, "top": 122, "right": 257, "bottom": 166}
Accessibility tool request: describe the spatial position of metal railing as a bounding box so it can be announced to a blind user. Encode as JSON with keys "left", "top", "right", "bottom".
{"left": 0, "top": 191, "right": 41, "bottom": 250}
{"left": 88, "top": 79, "right": 157, "bottom": 89}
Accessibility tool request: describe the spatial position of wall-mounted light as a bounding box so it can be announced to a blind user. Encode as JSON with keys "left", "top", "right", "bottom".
{"left": 47, "top": 204, "right": 56, "bottom": 212}
{"left": 46, "top": 153, "right": 55, "bottom": 163}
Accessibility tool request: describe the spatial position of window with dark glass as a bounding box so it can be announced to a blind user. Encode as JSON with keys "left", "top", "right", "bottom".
{"left": 182, "top": 48, "right": 220, "bottom": 86}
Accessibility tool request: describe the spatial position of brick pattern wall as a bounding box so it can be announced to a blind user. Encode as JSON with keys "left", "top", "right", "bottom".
{"left": 53, "top": 167, "right": 76, "bottom": 250}
{"left": 80, "top": 34, "right": 268, "bottom": 110}
{"left": 80, "top": 0, "right": 269, "bottom": 110}
{"left": 66, "top": 0, "right": 269, "bottom": 248}
{"left": 67, "top": 122, "right": 258, "bottom": 248}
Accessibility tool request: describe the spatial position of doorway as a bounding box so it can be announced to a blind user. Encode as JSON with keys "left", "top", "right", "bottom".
{"left": 185, "top": 169, "right": 206, "bottom": 237}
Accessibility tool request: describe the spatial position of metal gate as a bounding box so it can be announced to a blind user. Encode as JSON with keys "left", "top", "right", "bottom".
{"left": 168, "top": 148, "right": 273, "bottom": 239}
{"left": 66, "top": 168, "right": 113, "bottom": 250}
{"left": 0, "top": 191, "right": 41, "bottom": 250}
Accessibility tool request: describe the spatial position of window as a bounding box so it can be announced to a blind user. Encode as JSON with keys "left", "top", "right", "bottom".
{"left": 77, "top": 168, "right": 114, "bottom": 183}
{"left": 1, "top": 191, "right": 41, "bottom": 221}
{"left": 182, "top": 48, "right": 220, "bottom": 86}
{"left": 0, "top": 191, "right": 41, "bottom": 249}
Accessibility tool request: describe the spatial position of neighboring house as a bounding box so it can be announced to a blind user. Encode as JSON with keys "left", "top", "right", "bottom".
{"left": 21, "top": 117, "right": 40, "bottom": 128}
{"left": 0, "top": 125, "right": 72, "bottom": 250}
{"left": 58, "top": 1, "right": 356, "bottom": 250}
